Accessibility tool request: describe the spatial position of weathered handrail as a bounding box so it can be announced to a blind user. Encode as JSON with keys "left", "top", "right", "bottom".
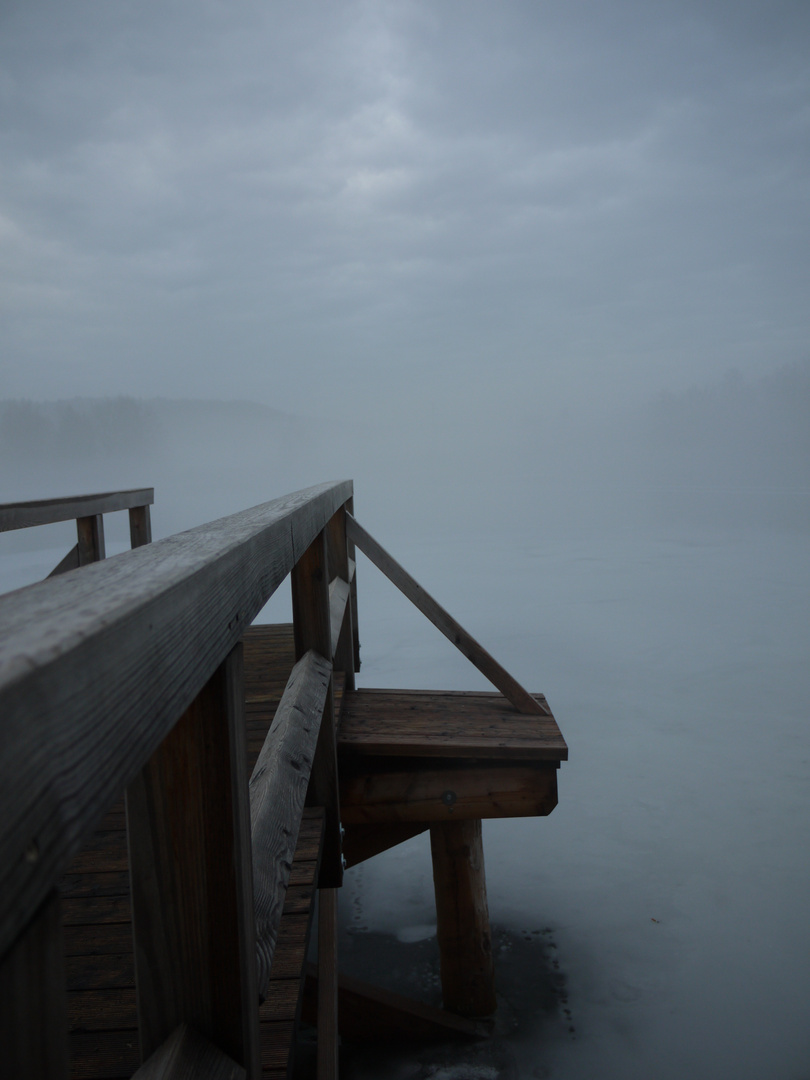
{"left": 0, "top": 487, "right": 155, "bottom": 576}
{"left": 0, "top": 488, "right": 154, "bottom": 532}
{"left": 0, "top": 480, "right": 351, "bottom": 964}
{"left": 250, "top": 648, "right": 332, "bottom": 995}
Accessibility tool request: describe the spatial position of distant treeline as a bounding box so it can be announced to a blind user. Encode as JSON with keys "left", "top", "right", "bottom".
{"left": 636, "top": 362, "right": 810, "bottom": 489}
{"left": 0, "top": 397, "right": 300, "bottom": 466}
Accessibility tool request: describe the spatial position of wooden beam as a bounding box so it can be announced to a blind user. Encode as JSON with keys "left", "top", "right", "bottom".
{"left": 317, "top": 888, "right": 339, "bottom": 1080}
{"left": 250, "top": 649, "right": 331, "bottom": 997}
{"left": 0, "top": 890, "right": 68, "bottom": 1079}
{"left": 47, "top": 543, "right": 80, "bottom": 578}
{"left": 302, "top": 962, "right": 492, "bottom": 1042}
{"left": 326, "top": 504, "right": 356, "bottom": 690}
{"left": 129, "top": 503, "right": 153, "bottom": 548}
{"left": 345, "top": 498, "right": 361, "bottom": 673}
{"left": 0, "top": 487, "right": 155, "bottom": 532}
{"left": 0, "top": 480, "right": 352, "bottom": 962}
{"left": 77, "top": 513, "right": 106, "bottom": 564}
{"left": 340, "top": 763, "right": 558, "bottom": 823}
{"left": 430, "top": 819, "right": 497, "bottom": 1018}
{"left": 125, "top": 645, "right": 260, "bottom": 1077}
{"left": 328, "top": 577, "right": 351, "bottom": 662}
{"left": 345, "top": 514, "right": 543, "bottom": 716}
{"left": 341, "top": 823, "right": 429, "bottom": 868}
{"left": 132, "top": 1023, "right": 246, "bottom": 1080}
{"left": 291, "top": 530, "right": 342, "bottom": 888}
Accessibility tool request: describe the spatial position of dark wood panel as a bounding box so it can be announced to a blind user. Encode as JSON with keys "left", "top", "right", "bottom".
{"left": 126, "top": 646, "right": 260, "bottom": 1074}
{"left": 0, "top": 890, "right": 68, "bottom": 1078}
{"left": 69, "top": 1030, "right": 140, "bottom": 1079}
{"left": 340, "top": 762, "right": 558, "bottom": 823}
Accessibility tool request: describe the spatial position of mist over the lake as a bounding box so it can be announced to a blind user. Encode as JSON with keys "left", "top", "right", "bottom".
{"left": 2, "top": 1, "right": 809, "bottom": 1076}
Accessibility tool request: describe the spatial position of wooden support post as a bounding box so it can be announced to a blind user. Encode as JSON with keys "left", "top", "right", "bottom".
{"left": 317, "top": 888, "right": 339, "bottom": 1080}
{"left": 0, "top": 889, "right": 68, "bottom": 1079}
{"left": 326, "top": 506, "right": 355, "bottom": 691}
{"left": 125, "top": 644, "right": 260, "bottom": 1078}
{"left": 430, "top": 819, "right": 497, "bottom": 1018}
{"left": 345, "top": 498, "right": 360, "bottom": 673}
{"left": 76, "top": 513, "right": 106, "bottom": 564}
{"left": 291, "top": 529, "right": 343, "bottom": 888}
{"left": 129, "top": 503, "right": 153, "bottom": 548}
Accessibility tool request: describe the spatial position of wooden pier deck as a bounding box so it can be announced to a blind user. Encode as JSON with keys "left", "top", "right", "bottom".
{"left": 2, "top": 483, "right": 567, "bottom": 1079}
{"left": 61, "top": 623, "right": 566, "bottom": 1078}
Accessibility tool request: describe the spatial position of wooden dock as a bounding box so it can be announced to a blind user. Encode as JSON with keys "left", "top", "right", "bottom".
{"left": 1, "top": 484, "right": 567, "bottom": 1079}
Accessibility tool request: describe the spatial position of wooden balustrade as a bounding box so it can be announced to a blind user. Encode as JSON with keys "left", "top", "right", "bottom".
{"left": 0, "top": 481, "right": 354, "bottom": 1079}
{"left": 0, "top": 480, "right": 563, "bottom": 1076}
{"left": 0, "top": 487, "right": 154, "bottom": 577}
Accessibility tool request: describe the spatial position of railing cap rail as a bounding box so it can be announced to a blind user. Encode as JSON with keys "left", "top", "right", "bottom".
{"left": 0, "top": 488, "right": 155, "bottom": 532}
{"left": 0, "top": 479, "right": 352, "bottom": 962}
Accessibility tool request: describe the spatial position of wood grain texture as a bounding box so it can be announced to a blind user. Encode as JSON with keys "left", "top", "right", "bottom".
{"left": 125, "top": 646, "right": 260, "bottom": 1077}
{"left": 317, "top": 888, "right": 339, "bottom": 1080}
{"left": 249, "top": 650, "right": 331, "bottom": 997}
{"left": 0, "top": 480, "right": 352, "bottom": 960}
{"left": 0, "top": 889, "right": 69, "bottom": 1079}
{"left": 346, "top": 514, "right": 543, "bottom": 716}
{"left": 340, "top": 762, "right": 558, "bottom": 823}
{"left": 0, "top": 488, "right": 154, "bottom": 532}
{"left": 132, "top": 1024, "right": 246, "bottom": 1080}
{"left": 291, "top": 530, "right": 343, "bottom": 889}
{"left": 339, "top": 689, "right": 566, "bottom": 761}
{"left": 430, "top": 819, "right": 497, "bottom": 1018}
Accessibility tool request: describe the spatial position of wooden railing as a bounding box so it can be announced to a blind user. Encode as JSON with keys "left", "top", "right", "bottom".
{"left": 0, "top": 481, "right": 357, "bottom": 1079}
{"left": 0, "top": 487, "right": 155, "bottom": 573}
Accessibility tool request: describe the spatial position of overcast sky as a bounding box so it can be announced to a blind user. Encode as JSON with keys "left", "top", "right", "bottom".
{"left": 1, "top": 0, "right": 808, "bottom": 422}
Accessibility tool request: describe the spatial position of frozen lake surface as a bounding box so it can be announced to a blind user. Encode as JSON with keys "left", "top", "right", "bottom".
{"left": 333, "top": 490, "right": 810, "bottom": 1079}
{"left": 2, "top": 488, "right": 808, "bottom": 1078}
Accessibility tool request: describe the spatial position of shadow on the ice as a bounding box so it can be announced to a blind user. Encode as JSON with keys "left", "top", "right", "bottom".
{"left": 294, "top": 924, "right": 576, "bottom": 1079}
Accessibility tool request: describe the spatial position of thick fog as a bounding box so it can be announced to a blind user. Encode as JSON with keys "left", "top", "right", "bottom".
{"left": 1, "top": 2, "right": 809, "bottom": 1077}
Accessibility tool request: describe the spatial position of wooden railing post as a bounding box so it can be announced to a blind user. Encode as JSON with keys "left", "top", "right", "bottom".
{"left": 125, "top": 643, "right": 260, "bottom": 1078}
{"left": 291, "top": 529, "right": 343, "bottom": 888}
{"left": 0, "top": 890, "right": 68, "bottom": 1079}
{"left": 327, "top": 503, "right": 355, "bottom": 692}
{"left": 430, "top": 819, "right": 497, "bottom": 1018}
{"left": 76, "top": 513, "right": 105, "bottom": 565}
{"left": 345, "top": 497, "right": 361, "bottom": 673}
{"left": 291, "top": 528, "right": 342, "bottom": 1080}
{"left": 129, "top": 503, "right": 152, "bottom": 548}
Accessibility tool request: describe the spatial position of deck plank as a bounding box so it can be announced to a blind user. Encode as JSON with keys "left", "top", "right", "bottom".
{"left": 339, "top": 689, "right": 567, "bottom": 761}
